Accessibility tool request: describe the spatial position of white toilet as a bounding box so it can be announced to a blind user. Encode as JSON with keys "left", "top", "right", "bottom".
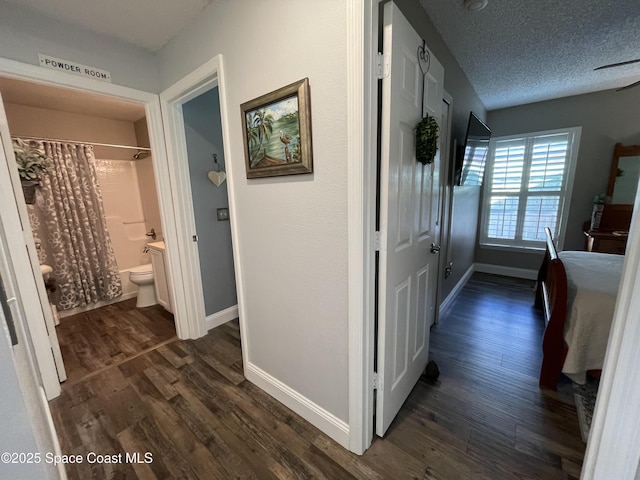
{"left": 128, "top": 263, "right": 157, "bottom": 307}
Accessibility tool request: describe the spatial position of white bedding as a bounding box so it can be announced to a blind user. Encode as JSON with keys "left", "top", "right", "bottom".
{"left": 559, "top": 251, "right": 624, "bottom": 384}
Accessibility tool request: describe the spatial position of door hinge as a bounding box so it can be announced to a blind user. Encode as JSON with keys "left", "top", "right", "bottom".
{"left": 374, "top": 231, "right": 386, "bottom": 252}
{"left": 192, "top": 235, "right": 198, "bottom": 242}
{"left": 372, "top": 372, "right": 383, "bottom": 390}
{"left": 376, "top": 52, "right": 390, "bottom": 79}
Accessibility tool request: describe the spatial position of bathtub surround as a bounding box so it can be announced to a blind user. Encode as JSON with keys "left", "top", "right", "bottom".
{"left": 134, "top": 118, "right": 163, "bottom": 241}
{"left": 97, "top": 158, "right": 153, "bottom": 269}
{"left": 27, "top": 140, "right": 122, "bottom": 311}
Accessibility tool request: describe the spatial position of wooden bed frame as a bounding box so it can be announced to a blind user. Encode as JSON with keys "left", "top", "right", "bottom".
{"left": 535, "top": 227, "right": 569, "bottom": 390}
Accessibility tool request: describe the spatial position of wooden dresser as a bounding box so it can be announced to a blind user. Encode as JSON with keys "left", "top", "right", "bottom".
{"left": 584, "top": 230, "right": 628, "bottom": 254}
{"left": 584, "top": 203, "right": 632, "bottom": 254}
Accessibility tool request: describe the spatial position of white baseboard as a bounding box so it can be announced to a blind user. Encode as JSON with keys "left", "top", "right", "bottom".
{"left": 205, "top": 305, "right": 238, "bottom": 331}
{"left": 474, "top": 263, "right": 538, "bottom": 280}
{"left": 244, "top": 362, "right": 350, "bottom": 449}
{"left": 440, "top": 263, "right": 475, "bottom": 314}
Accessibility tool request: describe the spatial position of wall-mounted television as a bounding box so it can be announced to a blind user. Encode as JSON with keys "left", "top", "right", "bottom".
{"left": 455, "top": 112, "right": 492, "bottom": 186}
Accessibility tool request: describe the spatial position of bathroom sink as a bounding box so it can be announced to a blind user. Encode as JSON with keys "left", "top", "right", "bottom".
{"left": 146, "top": 241, "right": 165, "bottom": 251}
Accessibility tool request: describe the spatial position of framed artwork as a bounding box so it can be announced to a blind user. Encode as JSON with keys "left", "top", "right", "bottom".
{"left": 241, "top": 78, "right": 313, "bottom": 179}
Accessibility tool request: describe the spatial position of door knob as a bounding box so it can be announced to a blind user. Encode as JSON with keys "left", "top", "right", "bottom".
{"left": 430, "top": 243, "right": 441, "bottom": 254}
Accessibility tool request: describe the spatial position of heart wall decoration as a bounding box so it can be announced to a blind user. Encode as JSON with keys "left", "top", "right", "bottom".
{"left": 208, "top": 170, "right": 226, "bottom": 187}
{"left": 208, "top": 153, "right": 226, "bottom": 186}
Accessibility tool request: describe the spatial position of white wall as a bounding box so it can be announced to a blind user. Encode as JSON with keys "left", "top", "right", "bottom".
{"left": 158, "top": 0, "right": 350, "bottom": 422}
{"left": 0, "top": 2, "right": 159, "bottom": 93}
{"left": 4, "top": 102, "right": 138, "bottom": 160}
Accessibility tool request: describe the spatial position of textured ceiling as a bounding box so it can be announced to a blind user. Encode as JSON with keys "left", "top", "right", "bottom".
{"left": 419, "top": 0, "right": 640, "bottom": 109}
{"left": 4, "top": 0, "right": 640, "bottom": 110}
{"left": 2, "top": 0, "right": 215, "bottom": 52}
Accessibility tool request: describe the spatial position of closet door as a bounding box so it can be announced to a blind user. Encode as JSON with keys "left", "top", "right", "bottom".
{"left": 0, "top": 92, "right": 65, "bottom": 398}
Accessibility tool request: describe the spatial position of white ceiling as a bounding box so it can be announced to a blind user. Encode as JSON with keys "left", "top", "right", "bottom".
{"left": 419, "top": 0, "right": 640, "bottom": 109}
{"left": 3, "top": 0, "right": 215, "bottom": 52}
{"left": 2, "top": 0, "right": 640, "bottom": 111}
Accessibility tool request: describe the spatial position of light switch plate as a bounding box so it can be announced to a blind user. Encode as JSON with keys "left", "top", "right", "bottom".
{"left": 217, "top": 208, "right": 229, "bottom": 221}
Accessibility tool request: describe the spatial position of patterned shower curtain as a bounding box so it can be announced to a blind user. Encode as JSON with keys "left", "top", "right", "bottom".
{"left": 26, "top": 140, "right": 122, "bottom": 311}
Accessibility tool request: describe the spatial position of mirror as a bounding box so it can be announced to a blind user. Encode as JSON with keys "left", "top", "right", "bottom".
{"left": 607, "top": 143, "right": 640, "bottom": 205}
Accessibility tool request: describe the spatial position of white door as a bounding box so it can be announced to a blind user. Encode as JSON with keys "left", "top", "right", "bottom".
{"left": 0, "top": 92, "right": 65, "bottom": 397}
{"left": 376, "top": 1, "right": 444, "bottom": 436}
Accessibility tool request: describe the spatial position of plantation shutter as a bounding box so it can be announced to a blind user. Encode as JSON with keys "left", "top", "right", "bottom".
{"left": 481, "top": 128, "right": 579, "bottom": 249}
{"left": 486, "top": 138, "right": 525, "bottom": 240}
{"left": 523, "top": 134, "right": 570, "bottom": 241}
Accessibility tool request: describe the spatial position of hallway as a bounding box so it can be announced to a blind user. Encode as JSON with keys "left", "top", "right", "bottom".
{"left": 49, "top": 273, "right": 584, "bottom": 479}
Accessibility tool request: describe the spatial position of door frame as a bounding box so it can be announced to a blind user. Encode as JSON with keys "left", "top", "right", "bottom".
{"left": 158, "top": 55, "right": 246, "bottom": 349}
{"left": 0, "top": 99, "right": 61, "bottom": 399}
{"left": 348, "top": 0, "right": 443, "bottom": 452}
{"left": 434, "top": 92, "right": 453, "bottom": 324}
{"left": 346, "top": 0, "right": 380, "bottom": 454}
{"left": 0, "top": 56, "right": 199, "bottom": 398}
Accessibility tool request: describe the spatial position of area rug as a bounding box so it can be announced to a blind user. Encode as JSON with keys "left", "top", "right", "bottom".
{"left": 573, "top": 377, "right": 599, "bottom": 442}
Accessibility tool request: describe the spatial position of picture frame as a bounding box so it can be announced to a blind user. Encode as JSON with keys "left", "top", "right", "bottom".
{"left": 241, "top": 78, "right": 313, "bottom": 179}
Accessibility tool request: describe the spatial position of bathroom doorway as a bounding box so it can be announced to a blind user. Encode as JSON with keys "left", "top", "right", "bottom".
{"left": 159, "top": 55, "right": 243, "bottom": 343}
{"left": 0, "top": 57, "right": 241, "bottom": 400}
{"left": 181, "top": 87, "right": 238, "bottom": 330}
{"left": 0, "top": 75, "right": 177, "bottom": 385}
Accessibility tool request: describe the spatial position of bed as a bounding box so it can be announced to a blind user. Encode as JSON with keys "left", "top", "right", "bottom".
{"left": 535, "top": 227, "right": 624, "bottom": 389}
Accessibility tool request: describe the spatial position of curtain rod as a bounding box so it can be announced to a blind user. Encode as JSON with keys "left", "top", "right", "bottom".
{"left": 10, "top": 134, "right": 151, "bottom": 152}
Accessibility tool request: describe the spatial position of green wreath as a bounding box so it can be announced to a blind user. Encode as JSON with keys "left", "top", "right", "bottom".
{"left": 416, "top": 114, "right": 439, "bottom": 165}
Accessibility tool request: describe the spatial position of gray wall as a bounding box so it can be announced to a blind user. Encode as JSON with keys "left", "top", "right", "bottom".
{"left": 0, "top": 2, "right": 159, "bottom": 93}
{"left": 183, "top": 88, "right": 237, "bottom": 316}
{"left": 158, "top": 0, "right": 351, "bottom": 422}
{"left": 396, "top": 0, "right": 487, "bottom": 300}
{"left": 478, "top": 87, "right": 640, "bottom": 270}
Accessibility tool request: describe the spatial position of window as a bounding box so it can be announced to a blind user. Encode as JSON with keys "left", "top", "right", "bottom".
{"left": 480, "top": 127, "right": 581, "bottom": 250}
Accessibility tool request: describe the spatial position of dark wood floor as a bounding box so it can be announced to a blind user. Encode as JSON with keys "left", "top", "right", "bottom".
{"left": 56, "top": 298, "right": 176, "bottom": 384}
{"left": 50, "top": 274, "right": 584, "bottom": 479}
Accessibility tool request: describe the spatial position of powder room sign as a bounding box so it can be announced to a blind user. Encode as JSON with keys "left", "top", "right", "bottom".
{"left": 37, "top": 54, "right": 112, "bottom": 83}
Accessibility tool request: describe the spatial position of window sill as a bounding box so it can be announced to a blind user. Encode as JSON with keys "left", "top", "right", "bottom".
{"left": 479, "top": 243, "right": 545, "bottom": 253}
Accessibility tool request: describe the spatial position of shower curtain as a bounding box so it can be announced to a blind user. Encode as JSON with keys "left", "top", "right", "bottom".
{"left": 26, "top": 140, "right": 122, "bottom": 311}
